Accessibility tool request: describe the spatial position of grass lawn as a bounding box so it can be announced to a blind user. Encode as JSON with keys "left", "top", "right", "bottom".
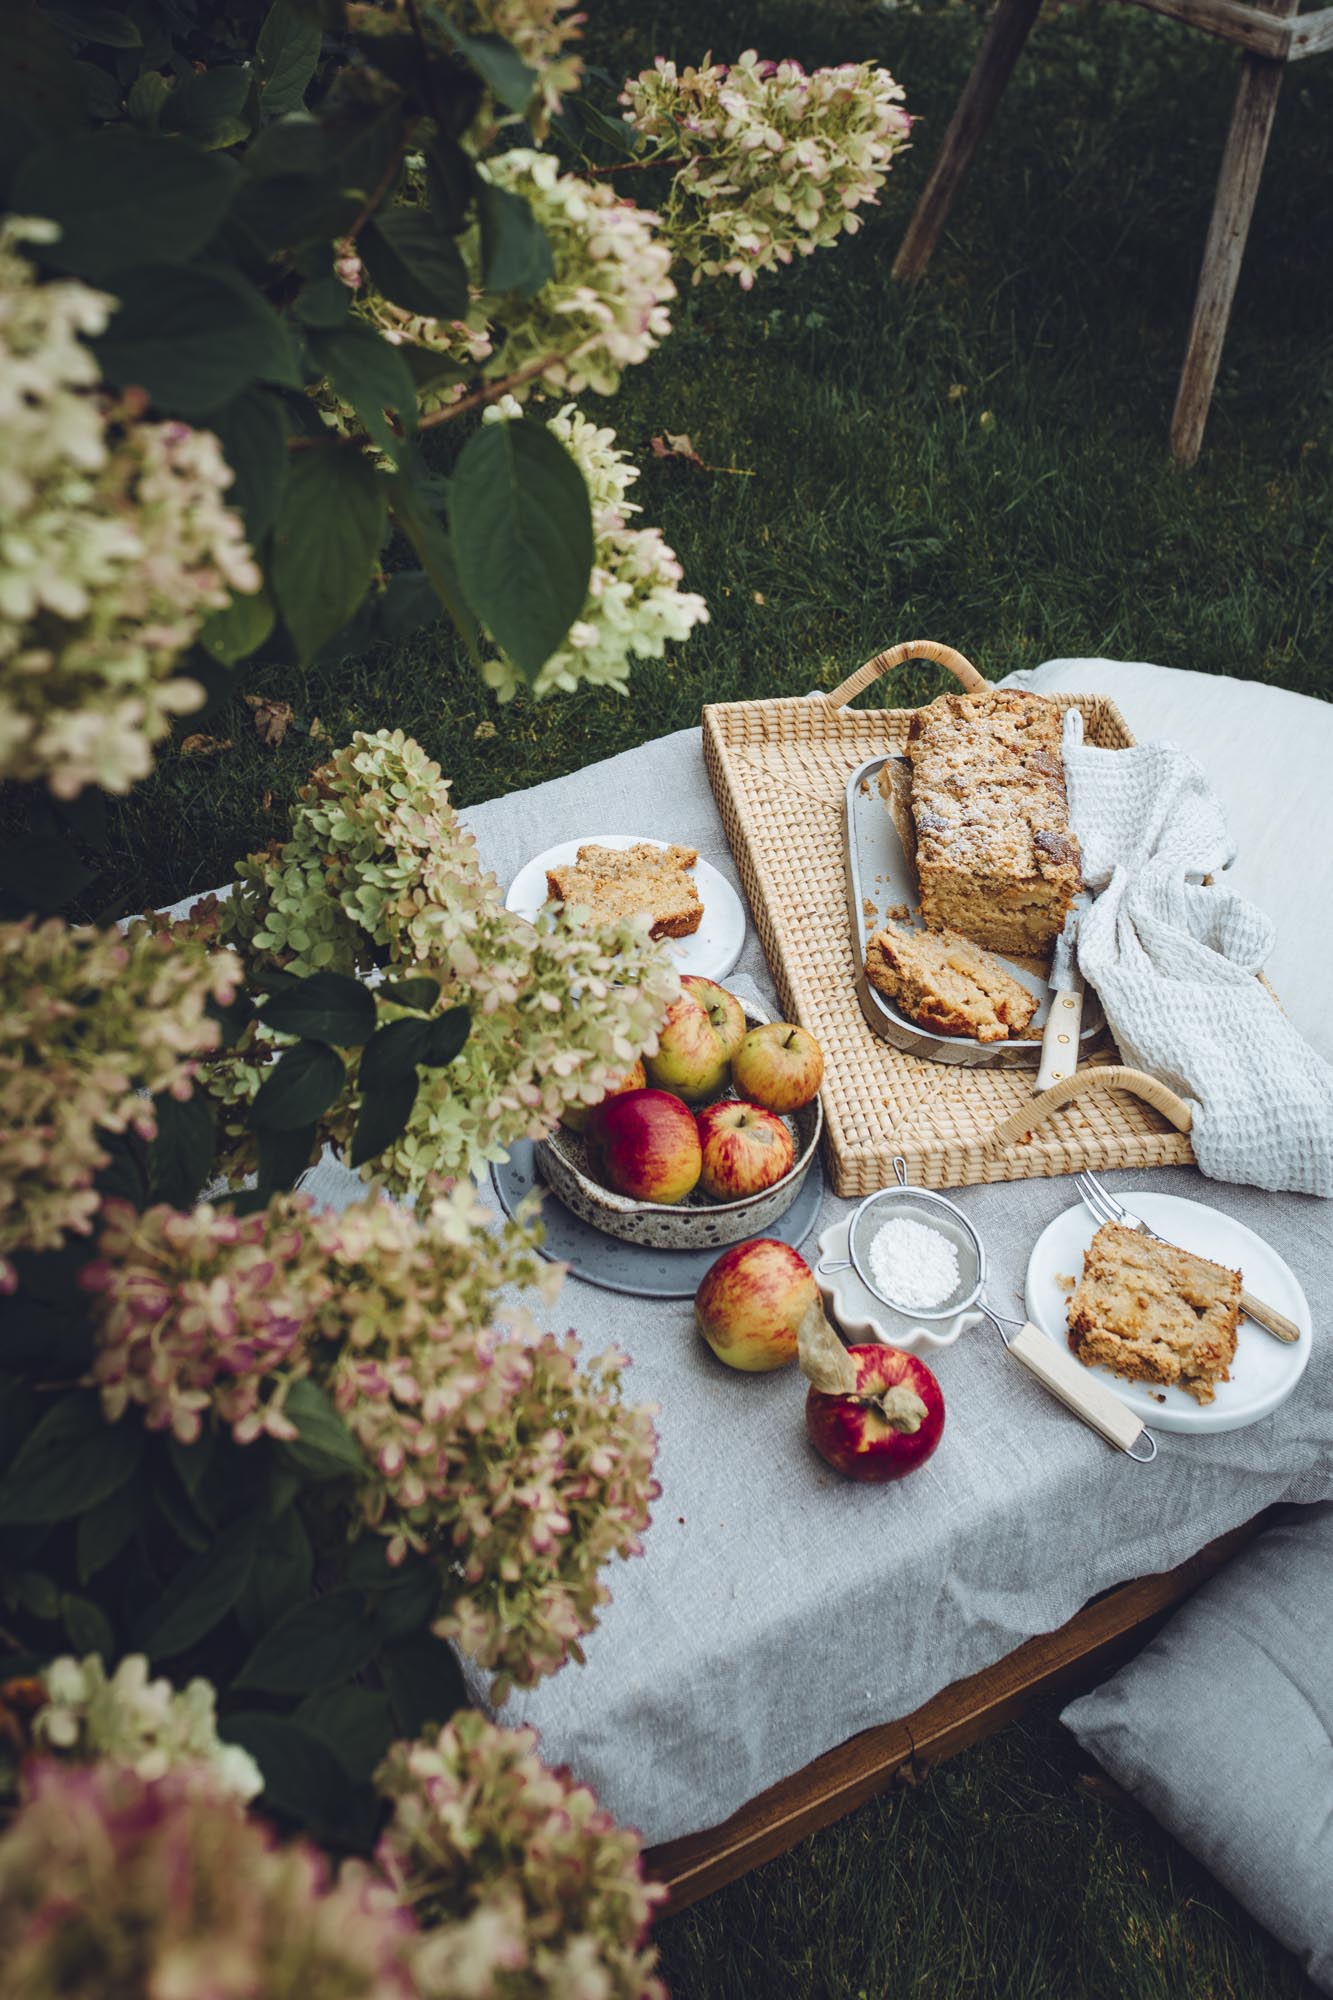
{"left": 87, "top": 0, "right": 1330, "bottom": 1991}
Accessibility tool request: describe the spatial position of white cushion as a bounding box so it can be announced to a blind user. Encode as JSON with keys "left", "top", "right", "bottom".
{"left": 1062, "top": 1505, "right": 1333, "bottom": 1995}
{"left": 999, "top": 659, "right": 1333, "bottom": 1061}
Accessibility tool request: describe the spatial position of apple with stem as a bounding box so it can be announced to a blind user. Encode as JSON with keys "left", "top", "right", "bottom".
{"left": 584, "top": 1088, "right": 702, "bottom": 1204}
{"left": 731, "top": 1022, "right": 824, "bottom": 1115}
{"left": 695, "top": 1100, "right": 794, "bottom": 1200}
{"left": 681, "top": 975, "right": 747, "bottom": 1061}
{"left": 560, "top": 1059, "right": 647, "bottom": 1135}
{"left": 805, "top": 1344, "right": 944, "bottom": 1482}
{"left": 694, "top": 1239, "right": 818, "bottom": 1372}
{"left": 644, "top": 988, "right": 733, "bottom": 1104}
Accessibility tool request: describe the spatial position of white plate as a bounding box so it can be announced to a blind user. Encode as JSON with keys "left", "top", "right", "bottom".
{"left": 1025, "top": 1192, "right": 1312, "bottom": 1435}
{"left": 505, "top": 834, "right": 747, "bottom": 982}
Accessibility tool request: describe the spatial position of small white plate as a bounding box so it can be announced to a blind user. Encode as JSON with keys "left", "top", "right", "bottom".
{"left": 1025, "top": 1192, "right": 1312, "bottom": 1435}
{"left": 505, "top": 834, "right": 747, "bottom": 982}
{"left": 814, "top": 1215, "right": 984, "bottom": 1357}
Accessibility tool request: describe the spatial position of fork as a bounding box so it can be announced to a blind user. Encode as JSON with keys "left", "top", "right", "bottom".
{"left": 1074, "top": 1172, "right": 1301, "bottom": 1345}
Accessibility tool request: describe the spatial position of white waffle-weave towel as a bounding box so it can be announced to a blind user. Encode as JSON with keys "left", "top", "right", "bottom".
{"left": 1061, "top": 710, "right": 1333, "bottom": 1196}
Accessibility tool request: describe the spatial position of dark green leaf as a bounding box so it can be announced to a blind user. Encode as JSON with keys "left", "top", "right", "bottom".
{"left": 0, "top": 1394, "right": 142, "bottom": 1527}
{"left": 256, "top": 0, "right": 322, "bottom": 118}
{"left": 234, "top": 1587, "right": 383, "bottom": 1693}
{"left": 0, "top": 3, "right": 88, "bottom": 155}
{"left": 255, "top": 1121, "right": 319, "bottom": 1194}
{"left": 349, "top": 1069, "right": 417, "bottom": 1167}
{"left": 294, "top": 274, "right": 350, "bottom": 328}
{"left": 258, "top": 971, "right": 376, "bottom": 1047}
{"left": 206, "top": 388, "right": 289, "bottom": 543}
{"left": 167, "top": 1427, "right": 216, "bottom": 1506}
{"left": 271, "top": 442, "right": 386, "bottom": 664}
{"left": 449, "top": 416, "right": 593, "bottom": 683}
{"left": 361, "top": 207, "right": 468, "bottom": 320}
{"left": 74, "top": 58, "right": 124, "bottom": 119}
{"left": 160, "top": 63, "right": 254, "bottom": 150}
{"left": 379, "top": 976, "right": 440, "bottom": 1013}
{"left": 431, "top": 14, "right": 537, "bottom": 115}
{"left": 309, "top": 323, "right": 416, "bottom": 465}
{"left": 61, "top": 1593, "right": 115, "bottom": 1658}
{"left": 148, "top": 1090, "right": 217, "bottom": 1209}
{"left": 424, "top": 132, "right": 475, "bottom": 233}
{"left": 395, "top": 342, "right": 471, "bottom": 395}
{"left": 477, "top": 178, "right": 552, "bottom": 298}
{"left": 295, "top": 1686, "right": 395, "bottom": 1780}
{"left": 10, "top": 1570, "right": 61, "bottom": 1620}
{"left": 220, "top": 1712, "right": 379, "bottom": 1847}
{"left": 0, "top": 836, "right": 96, "bottom": 917}
{"left": 206, "top": 986, "right": 255, "bottom": 1051}
{"left": 250, "top": 1039, "right": 345, "bottom": 1131}
{"left": 125, "top": 69, "right": 169, "bottom": 130}
{"left": 279, "top": 1379, "right": 365, "bottom": 1481}
{"left": 12, "top": 131, "right": 236, "bottom": 280}
{"left": 199, "top": 582, "right": 276, "bottom": 666}
{"left": 236, "top": 1504, "right": 312, "bottom": 1636}
{"left": 386, "top": 469, "right": 479, "bottom": 662}
{"left": 370, "top": 1558, "right": 439, "bottom": 1641}
{"left": 359, "top": 1016, "right": 431, "bottom": 1087}
{"left": 379, "top": 1634, "right": 466, "bottom": 1736}
{"left": 134, "top": 1513, "right": 259, "bottom": 1658}
{"left": 44, "top": 3, "right": 141, "bottom": 46}
{"left": 97, "top": 262, "right": 300, "bottom": 415}
{"left": 75, "top": 1476, "right": 143, "bottom": 1584}
{"left": 423, "top": 1005, "right": 469, "bottom": 1067}
{"left": 242, "top": 108, "right": 325, "bottom": 178}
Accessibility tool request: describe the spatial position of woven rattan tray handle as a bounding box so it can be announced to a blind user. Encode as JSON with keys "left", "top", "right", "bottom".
{"left": 823, "top": 641, "right": 988, "bottom": 708}
{"left": 982, "top": 1066, "right": 1194, "bottom": 1154}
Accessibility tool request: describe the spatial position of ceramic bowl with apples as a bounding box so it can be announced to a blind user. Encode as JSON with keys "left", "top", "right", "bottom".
{"left": 533, "top": 978, "right": 825, "bottom": 1248}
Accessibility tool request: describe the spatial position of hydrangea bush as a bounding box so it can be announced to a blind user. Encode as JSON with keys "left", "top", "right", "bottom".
{"left": 623, "top": 51, "right": 912, "bottom": 287}
{"left": 0, "top": 917, "right": 240, "bottom": 1281}
{"left": 0, "top": 220, "right": 258, "bottom": 797}
{"left": 378, "top": 1713, "right": 666, "bottom": 2000}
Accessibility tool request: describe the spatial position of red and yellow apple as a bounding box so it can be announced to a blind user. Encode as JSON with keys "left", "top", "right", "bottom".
{"left": 694, "top": 1239, "right": 818, "bottom": 1372}
{"left": 804, "top": 1345, "right": 944, "bottom": 1482}
{"left": 695, "top": 1100, "right": 794, "bottom": 1200}
{"left": 643, "top": 989, "right": 733, "bottom": 1104}
{"left": 584, "top": 1087, "right": 702, "bottom": 1204}
{"left": 680, "top": 975, "right": 747, "bottom": 1061}
{"left": 560, "top": 1059, "right": 647, "bottom": 1135}
{"left": 731, "top": 1022, "right": 824, "bottom": 1114}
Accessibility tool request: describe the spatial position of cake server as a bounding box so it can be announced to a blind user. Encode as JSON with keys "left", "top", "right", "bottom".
{"left": 1074, "top": 1171, "right": 1301, "bottom": 1344}
{"left": 1036, "top": 903, "right": 1084, "bottom": 1091}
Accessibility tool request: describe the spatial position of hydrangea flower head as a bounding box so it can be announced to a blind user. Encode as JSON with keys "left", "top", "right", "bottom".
{"left": 34, "top": 1654, "right": 263, "bottom": 1802}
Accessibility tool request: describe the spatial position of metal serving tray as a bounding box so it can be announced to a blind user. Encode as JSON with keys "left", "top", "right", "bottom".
{"left": 843, "top": 755, "right": 1107, "bottom": 1069}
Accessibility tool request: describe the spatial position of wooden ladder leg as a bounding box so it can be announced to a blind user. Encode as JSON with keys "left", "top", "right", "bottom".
{"left": 892, "top": 0, "right": 1045, "bottom": 283}
{"left": 1169, "top": 26, "right": 1295, "bottom": 464}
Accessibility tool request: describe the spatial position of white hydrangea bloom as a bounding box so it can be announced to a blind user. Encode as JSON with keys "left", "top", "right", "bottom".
{"left": 33, "top": 1654, "right": 264, "bottom": 1802}
{"left": 480, "top": 398, "right": 708, "bottom": 699}
{"left": 0, "top": 219, "right": 261, "bottom": 797}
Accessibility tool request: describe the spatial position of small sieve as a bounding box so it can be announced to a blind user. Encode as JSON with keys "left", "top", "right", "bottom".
{"left": 823, "top": 1159, "right": 1157, "bottom": 1463}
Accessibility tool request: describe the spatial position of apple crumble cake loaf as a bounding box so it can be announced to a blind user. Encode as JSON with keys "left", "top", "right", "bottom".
{"left": 904, "top": 689, "right": 1081, "bottom": 957}
{"left": 864, "top": 922, "right": 1040, "bottom": 1043}
{"left": 545, "top": 842, "right": 703, "bottom": 939}
{"left": 1067, "top": 1221, "right": 1241, "bottom": 1405}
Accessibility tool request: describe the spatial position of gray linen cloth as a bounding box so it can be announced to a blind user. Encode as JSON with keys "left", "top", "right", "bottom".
{"left": 1058, "top": 710, "right": 1333, "bottom": 1196}
{"left": 168, "top": 714, "right": 1333, "bottom": 1848}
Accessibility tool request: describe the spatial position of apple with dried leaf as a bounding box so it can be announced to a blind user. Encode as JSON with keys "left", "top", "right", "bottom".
{"left": 799, "top": 1306, "right": 944, "bottom": 1482}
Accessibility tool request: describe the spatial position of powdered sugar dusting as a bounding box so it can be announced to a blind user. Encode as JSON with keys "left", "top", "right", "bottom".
{"left": 867, "top": 1216, "right": 960, "bottom": 1310}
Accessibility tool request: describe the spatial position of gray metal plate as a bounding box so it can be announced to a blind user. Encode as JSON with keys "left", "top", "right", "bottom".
{"left": 490, "top": 1140, "right": 827, "bottom": 1299}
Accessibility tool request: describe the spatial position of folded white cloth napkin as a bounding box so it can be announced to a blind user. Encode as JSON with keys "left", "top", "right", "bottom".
{"left": 1061, "top": 710, "right": 1333, "bottom": 1196}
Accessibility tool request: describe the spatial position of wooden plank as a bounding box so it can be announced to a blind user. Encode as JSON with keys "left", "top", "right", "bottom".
{"left": 1169, "top": 0, "right": 1299, "bottom": 464}
{"left": 646, "top": 1512, "right": 1272, "bottom": 1916}
{"left": 1290, "top": 7, "right": 1333, "bottom": 57}
{"left": 892, "top": 0, "right": 1044, "bottom": 282}
{"left": 1125, "top": 0, "right": 1293, "bottom": 58}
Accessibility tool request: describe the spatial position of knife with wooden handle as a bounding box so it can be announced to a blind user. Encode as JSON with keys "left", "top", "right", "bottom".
{"left": 1036, "top": 905, "right": 1084, "bottom": 1092}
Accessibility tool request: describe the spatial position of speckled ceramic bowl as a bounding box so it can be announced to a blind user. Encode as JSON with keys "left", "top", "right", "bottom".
{"left": 533, "top": 1001, "right": 823, "bottom": 1249}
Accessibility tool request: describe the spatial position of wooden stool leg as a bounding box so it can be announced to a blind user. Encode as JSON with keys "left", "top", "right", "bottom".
{"left": 892, "top": 0, "right": 1044, "bottom": 283}
{"left": 1169, "top": 36, "right": 1294, "bottom": 464}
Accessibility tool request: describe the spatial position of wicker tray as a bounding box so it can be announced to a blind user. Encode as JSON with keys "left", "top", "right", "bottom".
{"left": 703, "top": 640, "right": 1197, "bottom": 1195}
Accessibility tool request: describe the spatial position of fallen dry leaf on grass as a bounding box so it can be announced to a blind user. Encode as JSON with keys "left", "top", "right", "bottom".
{"left": 179, "top": 734, "right": 232, "bottom": 758}
{"left": 244, "top": 695, "right": 295, "bottom": 746}
{"left": 649, "top": 431, "right": 706, "bottom": 469}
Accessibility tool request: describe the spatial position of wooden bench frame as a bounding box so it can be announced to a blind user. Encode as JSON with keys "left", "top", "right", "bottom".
{"left": 890, "top": 0, "right": 1333, "bottom": 462}
{"left": 646, "top": 1509, "right": 1275, "bottom": 1916}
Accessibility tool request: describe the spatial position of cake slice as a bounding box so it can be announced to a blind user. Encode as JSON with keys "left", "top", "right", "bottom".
{"left": 545, "top": 842, "right": 703, "bottom": 939}
{"left": 1067, "top": 1220, "right": 1241, "bottom": 1406}
{"left": 864, "top": 921, "right": 1039, "bottom": 1043}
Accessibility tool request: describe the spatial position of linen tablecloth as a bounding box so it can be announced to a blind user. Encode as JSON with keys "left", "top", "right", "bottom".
{"left": 215, "top": 666, "right": 1333, "bottom": 1847}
